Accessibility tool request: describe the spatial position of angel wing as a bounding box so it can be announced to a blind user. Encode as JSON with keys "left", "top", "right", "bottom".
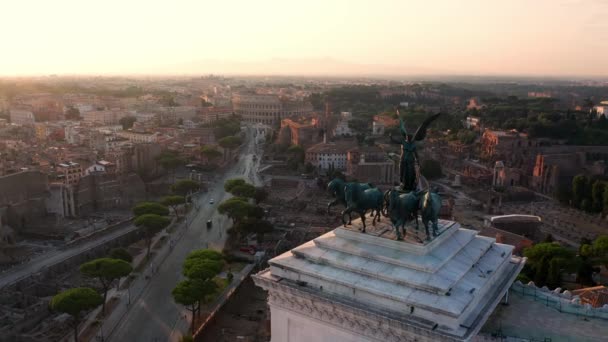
{"left": 413, "top": 112, "right": 441, "bottom": 141}
{"left": 396, "top": 109, "right": 408, "bottom": 136}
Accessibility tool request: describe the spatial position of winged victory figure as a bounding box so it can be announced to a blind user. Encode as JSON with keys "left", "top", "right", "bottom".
{"left": 389, "top": 110, "right": 441, "bottom": 191}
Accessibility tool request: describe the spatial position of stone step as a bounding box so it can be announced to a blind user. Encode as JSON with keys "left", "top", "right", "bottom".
{"left": 293, "top": 234, "right": 497, "bottom": 295}
{"left": 451, "top": 243, "right": 513, "bottom": 299}
{"left": 313, "top": 228, "right": 478, "bottom": 273}
{"left": 336, "top": 219, "right": 460, "bottom": 256}
{"left": 269, "top": 252, "right": 473, "bottom": 318}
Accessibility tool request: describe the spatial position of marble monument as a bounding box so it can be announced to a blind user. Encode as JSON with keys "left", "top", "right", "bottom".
{"left": 253, "top": 218, "right": 525, "bottom": 342}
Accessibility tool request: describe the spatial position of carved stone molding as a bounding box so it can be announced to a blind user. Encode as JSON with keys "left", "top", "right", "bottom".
{"left": 255, "top": 273, "right": 459, "bottom": 342}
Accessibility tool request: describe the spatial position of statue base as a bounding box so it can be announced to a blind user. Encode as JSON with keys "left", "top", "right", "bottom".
{"left": 340, "top": 217, "right": 458, "bottom": 256}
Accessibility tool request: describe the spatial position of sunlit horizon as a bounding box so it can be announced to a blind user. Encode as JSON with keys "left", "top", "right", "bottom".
{"left": 2, "top": 0, "right": 608, "bottom": 77}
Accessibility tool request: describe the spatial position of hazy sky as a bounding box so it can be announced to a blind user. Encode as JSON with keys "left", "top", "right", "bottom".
{"left": 2, "top": 0, "right": 608, "bottom": 76}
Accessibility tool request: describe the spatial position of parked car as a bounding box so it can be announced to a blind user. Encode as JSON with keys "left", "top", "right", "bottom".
{"left": 239, "top": 246, "right": 256, "bottom": 255}
{"left": 209, "top": 198, "right": 214, "bottom": 204}
{"left": 206, "top": 220, "right": 212, "bottom": 229}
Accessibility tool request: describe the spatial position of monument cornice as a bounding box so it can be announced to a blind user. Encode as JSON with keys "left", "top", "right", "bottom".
{"left": 254, "top": 271, "right": 461, "bottom": 342}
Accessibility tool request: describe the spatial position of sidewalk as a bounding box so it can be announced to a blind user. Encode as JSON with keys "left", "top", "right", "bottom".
{"left": 168, "top": 263, "right": 256, "bottom": 341}
{"left": 68, "top": 215, "right": 189, "bottom": 342}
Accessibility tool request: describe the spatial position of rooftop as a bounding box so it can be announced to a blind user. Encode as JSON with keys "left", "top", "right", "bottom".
{"left": 254, "top": 218, "right": 525, "bottom": 341}
{"left": 306, "top": 141, "right": 354, "bottom": 154}
{"left": 481, "top": 289, "right": 608, "bottom": 341}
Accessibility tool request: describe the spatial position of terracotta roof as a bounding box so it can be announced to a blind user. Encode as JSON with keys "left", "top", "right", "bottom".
{"left": 571, "top": 286, "right": 608, "bottom": 308}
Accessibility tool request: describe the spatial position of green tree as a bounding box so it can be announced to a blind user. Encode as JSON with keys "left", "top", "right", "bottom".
{"left": 119, "top": 116, "right": 137, "bottom": 130}
{"left": 593, "top": 235, "right": 608, "bottom": 257}
{"left": 524, "top": 242, "right": 573, "bottom": 287}
{"left": 234, "top": 218, "right": 274, "bottom": 243}
{"left": 224, "top": 178, "right": 246, "bottom": 192}
{"left": 172, "top": 179, "right": 200, "bottom": 196}
{"left": 525, "top": 243, "right": 573, "bottom": 266}
{"left": 161, "top": 195, "right": 186, "bottom": 219}
{"left": 200, "top": 146, "right": 222, "bottom": 163}
{"left": 218, "top": 135, "right": 242, "bottom": 160}
{"left": 65, "top": 106, "right": 81, "bottom": 120}
{"left": 229, "top": 183, "right": 256, "bottom": 198}
{"left": 576, "top": 257, "right": 596, "bottom": 286}
{"left": 218, "top": 135, "right": 242, "bottom": 149}
{"left": 420, "top": 159, "right": 443, "bottom": 180}
{"left": 591, "top": 180, "right": 606, "bottom": 213}
{"left": 157, "top": 151, "right": 183, "bottom": 180}
{"left": 80, "top": 258, "right": 133, "bottom": 315}
{"left": 593, "top": 235, "right": 608, "bottom": 269}
{"left": 218, "top": 197, "right": 254, "bottom": 224}
{"left": 210, "top": 117, "right": 240, "bottom": 139}
{"left": 286, "top": 145, "right": 305, "bottom": 170}
{"left": 172, "top": 279, "right": 206, "bottom": 334}
{"left": 186, "top": 249, "right": 223, "bottom": 261}
{"left": 546, "top": 258, "right": 562, "bottom": 289}
{"left": 160, "top": 94, "right": 178, "bottom": 107}
{"left": 183, "top": 257, "right": 224, "bottom": 281}
{"left": 253, "top": 187, "right": 269, "bottom": 204}
{"left": 50, "top": 287, "right": 103, "bottom": 342}
{"left": 604, "top": 186, "right": 608, "bottom": 217}
{"left": 133, "top": 202, "right": 170, "bottom": 217}
{"left": 533, "top": 256, "right": 550, "bottom": 286}
{"left": 134, "top": 214, "right": 171, "bottom": 259}
{"left": 108, "top": 248, "right": 133, "bottom": 263}
{"left": 180, "top": 249, "right": 224, "bottom": 320}
{"left": 581, "top": 198, "right": 593, "bottom": 213}
{"left": 572, "top": 174, "right": 589, "bottom": 208}
{"left": 457, "top": 130, "right": 476, "bottom": 144}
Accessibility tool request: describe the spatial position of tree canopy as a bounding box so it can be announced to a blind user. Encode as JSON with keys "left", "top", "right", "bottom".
{"left": 50, "top": 287, "right": 103, "bottom": 342}
{"left": 218, "top": 197, "right": 255, "bottom": 223}
{"left": 80, "top": 258, "right": 133, "bottom": 315}
{"left": 229, "top": 183, "right": 256, "bottom": 198}
{"left": 161, "top": 195, "right": 186, "bottom": 218}
{"left": 205, "top": 117, "right": 240, "bottom": 139}
{"left": 119, "top": 116, "right": 136, "bottom": 130}
{"left": 65, "top": 106, "right": 81, "bottom": 120}
{"left": 133, "top": 202, "right": 170, "bottom": 217}
{"left": 200, "top": 146, "right": 222, "bottom": 161}
{"left": 134, "top": 213, "right": 171, "bottom": 231}
{"left": 172, "top": 279, "right": 215, "bottom": 334}
{"left": 173, "top": 248, "right": 224, "bottom": 334}
{"left": 224, "top": 178, "right": 246, "bottom": 192}
{"left": 172, "top": 179, "right": 200, "bottom": 196}
{"left": 234, "top": 218, "right": 274, "bottom": 243}
{"left": 523, "top": 242, "right": 574, "bottom": 288}
{"left": 134, "top": 214, "right": 171, "bottom": 258}
{"left": 218, "top": 135, "right": 242, "bottom": 149}
{"left": 50, "top": 287, "right": 103, "bottom": 317}
{"left": 183, "top": 258, "right": 224, "bottom": 280}
{"left": 108, "top": 248, "right": 133, "bottom": 263}
{"left": 157, "top": 151, "right": 183, "bottom": 172}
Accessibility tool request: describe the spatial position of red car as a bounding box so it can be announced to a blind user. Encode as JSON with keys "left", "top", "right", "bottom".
{"left": 239, "top": 246, "right": 256, "bottom": 255}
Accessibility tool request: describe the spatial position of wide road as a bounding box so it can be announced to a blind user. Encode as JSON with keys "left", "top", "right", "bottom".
{"left": 108, "top": 126, "right": 262, "bottom": 342}
{"left": 0, "top": 221, "right": 137, "bottom": 289}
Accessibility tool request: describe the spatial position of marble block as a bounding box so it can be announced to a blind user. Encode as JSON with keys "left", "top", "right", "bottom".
{"left": 254, "top": 218, "right": 525, "bottom": 342}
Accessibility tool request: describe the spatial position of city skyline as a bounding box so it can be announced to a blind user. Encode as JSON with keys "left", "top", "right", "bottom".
{"left": 2, "top": 0, "right": 608, "bottom": 77}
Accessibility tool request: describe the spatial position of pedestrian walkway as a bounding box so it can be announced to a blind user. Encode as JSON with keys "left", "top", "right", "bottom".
{"left": 71, "top": 217, "right": 187, "bottom": 342}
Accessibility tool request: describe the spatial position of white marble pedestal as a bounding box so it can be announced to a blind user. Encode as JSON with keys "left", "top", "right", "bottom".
{"left": 254, "top": 218, "right": 525, "bottom": 342}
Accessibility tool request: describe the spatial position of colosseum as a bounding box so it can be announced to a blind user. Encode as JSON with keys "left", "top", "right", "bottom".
{"left": 232, "top": 93, "right": 313, "bottom": 126}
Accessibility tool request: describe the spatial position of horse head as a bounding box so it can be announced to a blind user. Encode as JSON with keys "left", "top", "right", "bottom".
{"left": 327, "top": 178, "right": 344, "bottom": 197}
